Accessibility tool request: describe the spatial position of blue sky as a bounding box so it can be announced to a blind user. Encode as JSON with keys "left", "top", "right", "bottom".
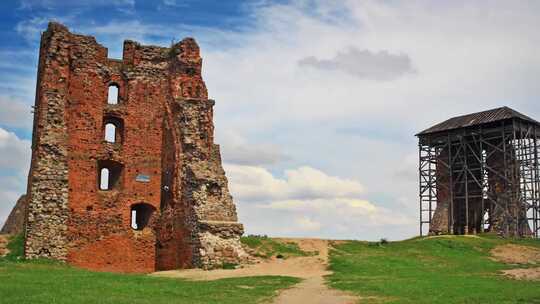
{"left": 0, "top": 0, "right": 271, "bottom": 140}
{"left": 1, "top": 0, "right": 540, "bottom": 240}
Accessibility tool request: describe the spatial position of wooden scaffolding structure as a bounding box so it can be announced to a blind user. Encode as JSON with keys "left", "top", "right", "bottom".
{"left": 417, "top": 107, "right": 540, "bottom": 238}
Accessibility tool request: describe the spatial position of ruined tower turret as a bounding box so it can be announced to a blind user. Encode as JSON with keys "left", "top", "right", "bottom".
{"left": 23, "top": 22, "right": 248, "bottom": 272}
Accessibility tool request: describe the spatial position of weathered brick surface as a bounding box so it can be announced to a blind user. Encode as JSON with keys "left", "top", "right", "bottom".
{"left": 22, "top": 22, "right": 248, "bottom": 273}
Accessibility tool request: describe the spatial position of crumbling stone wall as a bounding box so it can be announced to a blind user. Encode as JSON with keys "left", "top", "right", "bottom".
{"left": 486, "top": 141, "right": 531, "bottom": 237}
{"left": 1, "top": 195, "right": 27, "bottom": 235}
{"left": 175, "top": 99, "right": 249, "bottom": 268}
{"left": 22, "top": 22, "right": 248, "bottom": 273}
{"left": 25, "top": 23, "right": 71, "bottom": 260}
{"left": 430, "top": 148, "right": 450, "bottom": 235}
{"left": 430, "top": 137, "right": 531, "bottom": 237}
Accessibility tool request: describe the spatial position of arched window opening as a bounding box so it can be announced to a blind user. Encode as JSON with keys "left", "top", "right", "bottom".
{"left": 107, "top": 84, "right": 119, "bottom": 105}
{"left": 100, "top": 168, "right": 109, "bottom": 190}
{"left": 98, "top": 160, "right": 123, "bottom": 190}
{"left": 131, "top": 203, "right": 155, "bottom": 230}
{"left": 105, "top": 123, "right": 116, "bottom": 143}
{"left": 103, "top": 116, "right": 124, "bottom": 144}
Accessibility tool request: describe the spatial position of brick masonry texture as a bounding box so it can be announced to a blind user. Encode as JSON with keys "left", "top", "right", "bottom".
{"left": 20, "top": 22, "right": 249, "bottom": 273}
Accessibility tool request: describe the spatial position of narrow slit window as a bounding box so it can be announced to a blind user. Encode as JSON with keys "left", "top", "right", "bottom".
{"left": 130, "top": 203, "right": 155, "bottom": 230}
{"left": 108, "top": 85, "right": 119, "bottom": 104}
{"left": 131, "top": 209, "right": 138, "bottom": 229}
{"left": 100, "top": 168, "right": 110, "bottom": 190}
{"left": 98, "top": 160, "right": 123, "bottom": 191}
{"left": 105, "top": 123, "right": 116, "bottom": 143}
{"left": 103, "top": 116, "right": 124, "bottom": 144}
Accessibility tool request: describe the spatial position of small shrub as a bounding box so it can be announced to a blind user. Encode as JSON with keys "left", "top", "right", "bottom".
{"left": 241, "top": 235, "right": 264, "bottom": 249}
{"left": 4, "top": 234, "right": 25, "bottom": 261}
{"left": 367, "top": 238, "right": 389, "bottom": 247}
{"left": 221, "top": 262, "right": 238, "bottom": 270}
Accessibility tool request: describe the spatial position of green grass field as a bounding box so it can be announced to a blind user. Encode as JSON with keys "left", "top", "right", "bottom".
{"left": 3, "top": 234, "right": 540, "bottom": 303}
{"left": 328, "top": 235, "right": 540, "bottom": 304}
{"left": 0, "top": 235, "right": 299, "bottom": 304}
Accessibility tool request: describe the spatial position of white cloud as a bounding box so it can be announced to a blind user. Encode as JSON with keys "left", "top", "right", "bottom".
{"left": 18, "top": 0, "right": 135, "bottom": 12}
{"left": 217, "top": 130, "right": 289, "bottom": 166}
{"left": 298, "top": 47, "right": 415, "bottom": 81}
{"left": 0, "top": 186, "right": 21, "bottom": 228}
{"left": 225, "top": 163, "right": 415, "bottom": 240}
{"left": 200, "top": 1, "right": 540, "bottom": 136}
{"left": 222, "top": 144, "right": 288, "bottom": 166}
{"left": 90, "top": 20, "right": 159, "bottom": 37}
{"left": 0, "top": 128, "right": 31, "bottom": 227}
{"left": 15, "top": 15, "right": 76, "bottom": 43}
{"left": 259, "top": 198, "right": 409, "bottom": 226}
{"left": 161, "top": 0, "right": 187, "bottom": 7}
{"left": 295, "top": 216, "right": 321, "bottom": 232}
{"left": 15, "top": 16, "right": 49, "bottom": 43}
{"left": 225, "top": 164, "right": 364, "bottom": 202}
{"left": 261, "top": 198, "right": 376, "bottom": 215}
{"left": 15, "top": 1, "right": 136, "bottom": 43}
{"left": 0, "top": 96, "right": 33, "bottom": 129}
{"left": 0, "top": 128, "right": 31, "bottom": 172}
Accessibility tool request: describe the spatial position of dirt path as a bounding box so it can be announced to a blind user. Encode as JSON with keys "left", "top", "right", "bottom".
{"left": 152, "top": 238, "right": 358, "bottom": 303}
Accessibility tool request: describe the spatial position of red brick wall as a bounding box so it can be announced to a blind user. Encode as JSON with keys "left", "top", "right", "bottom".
{"left": 25, "top": 22, "right": 247, "bottom": 273}
{"left": 61, "top": 32, "right": 168, "bottom": 273}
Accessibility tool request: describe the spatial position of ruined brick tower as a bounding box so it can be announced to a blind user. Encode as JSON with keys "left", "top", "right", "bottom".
{"left": 23, "top": 22, "right": 248, "bottom": 272}
{"left": 417, "top": 107, "right": 540, "bottom": 238}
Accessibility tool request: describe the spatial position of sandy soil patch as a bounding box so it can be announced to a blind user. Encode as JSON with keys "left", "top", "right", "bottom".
{"left": 491, "top": 243, "right": 540, "bottom": 281}
{"left": 152, "top": 238, "right": 358, "bottom": 304}
{"left": 502, "top": 267, "right": 540, "bottom": 281}
{"left": 491, "top": 244, "right": 540, "bottom": 264}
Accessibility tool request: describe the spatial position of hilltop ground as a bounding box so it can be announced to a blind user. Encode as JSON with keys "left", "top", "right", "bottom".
{"left": 153, "top": 238, "right": 358, "bottom": 303}
{"left": 1, "top": 234, "right": 540, "bottom": 303}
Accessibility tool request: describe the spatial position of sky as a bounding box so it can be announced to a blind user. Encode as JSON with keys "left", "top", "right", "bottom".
{"left": 1, "top": 0, "right": 540, "bottom": 241}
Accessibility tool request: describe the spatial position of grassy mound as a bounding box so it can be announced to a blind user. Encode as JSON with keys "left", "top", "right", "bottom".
{"left": 241, "top": 235, "right": 317, "bottom": 259}
{"left": 328, "top": 235, "right": 540, "bottom": 304}
{"left": 0, "top": 236, "right": 299, "bottom": 304}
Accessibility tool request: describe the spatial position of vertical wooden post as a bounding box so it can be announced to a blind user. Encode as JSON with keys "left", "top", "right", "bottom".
{"left": 464, "top": 133, "right": 469, "bottom": 235}
{"left": 448, "top": 134, "right": 454, "bottom": 234}
{"left": 419, "top": 143, "right": 423, "bottom": 237}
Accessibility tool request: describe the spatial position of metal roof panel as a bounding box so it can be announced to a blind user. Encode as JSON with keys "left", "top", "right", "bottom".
{"left": 417, "top": 106, "right": 540, "bottom": 136}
